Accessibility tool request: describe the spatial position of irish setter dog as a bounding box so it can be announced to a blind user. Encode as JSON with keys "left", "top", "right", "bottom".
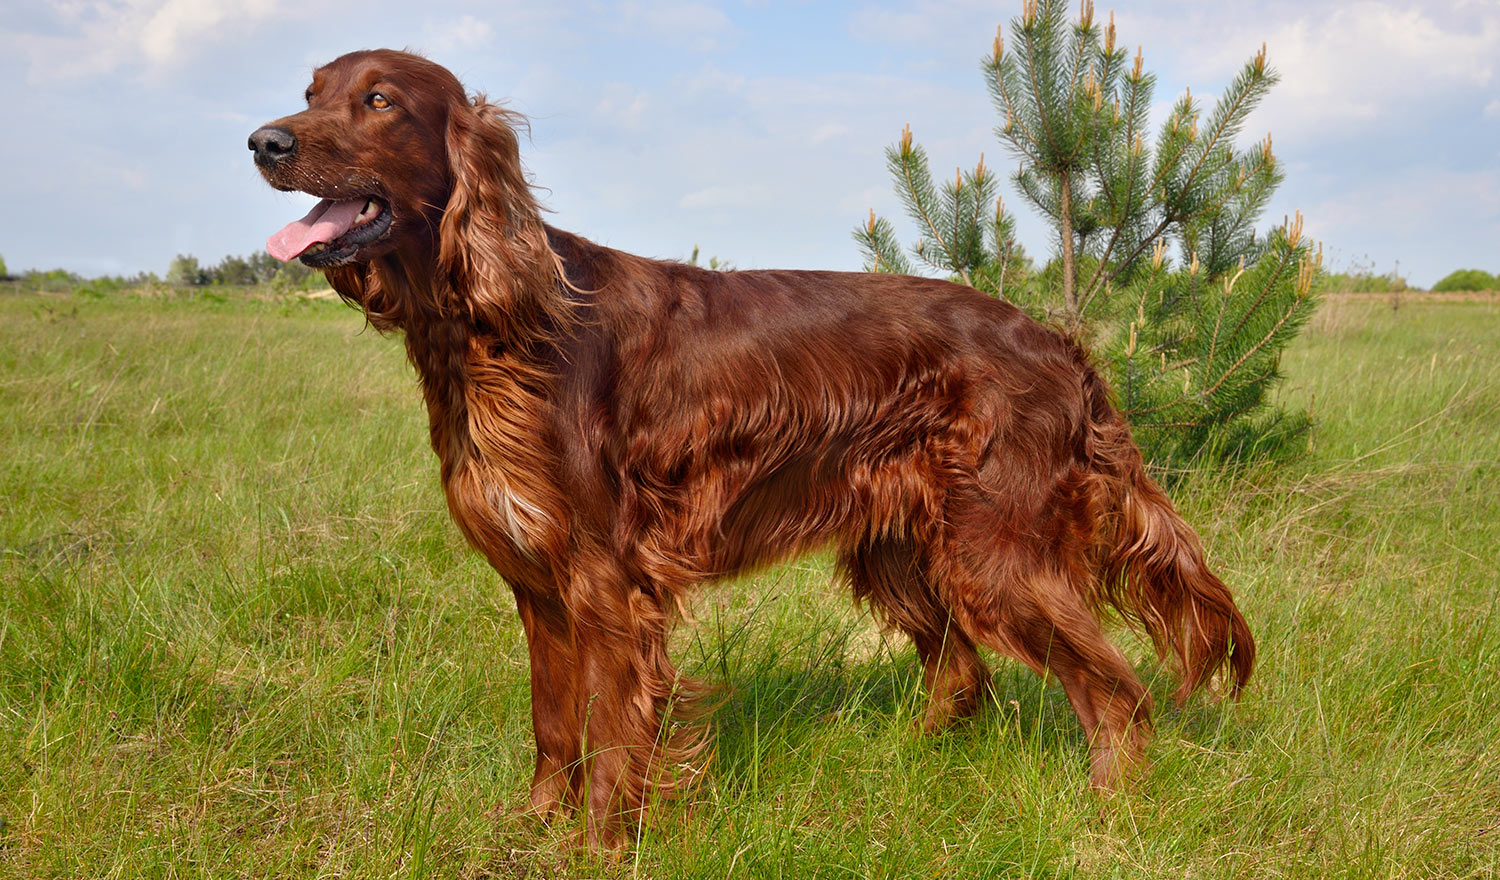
{"left": 250, "top": 49, "right": 1253, "bottom": 848}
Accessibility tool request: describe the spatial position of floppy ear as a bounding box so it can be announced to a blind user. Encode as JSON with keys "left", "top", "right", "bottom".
{"left": 439, "top": 96, "right": 565, "bottom": 332}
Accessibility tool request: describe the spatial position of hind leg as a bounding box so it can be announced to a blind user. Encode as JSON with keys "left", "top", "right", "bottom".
{"left": 1016, "top": 587, "right": 1152, "bottom": 788}
{"left": 930, "top": 528, "right": 1152, "bottom": 788}
{"left": 842, "top": 538, "right": 991, "bottom": 732}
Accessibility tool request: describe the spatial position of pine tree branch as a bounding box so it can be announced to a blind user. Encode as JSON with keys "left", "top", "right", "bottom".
{"left": 950, "top": 171, "right": 970, "bottom": 285}
{"left": 991, "top": 59, "right": 1046, "bottom": 159}
{"left": 1080, "top": 119, "right": 1146, "bottom": 304}
{"left": 1022, "top": 8, "right": 1066, "bottom": 165}
{"left": 1205, "top": 264, "right": 1245, "bottom": 377}
{"left": 1175, "top": 61, "right": 1274, "bottom": 207}
{"left": 1202, "top": 264, "right": 1306, "bottom": 397}
{"left": 1077, "top": 58, "right": 1156, "bottom": 305}
{"left": 1064, "top": 10, "right": 1093, "bottom": 156}
{"left": 898, "top": 150, "right": 964, "bottom": 282}
{"left": 1184, "top": 152, "right": 1273, "bottom": 228}
{"left": 1086, "top": 46, "right": 1129, "bottom": 220}
{"left": 1145, "top": 96, "right": 1197, "bottom": 220}
{"left": 1015, "top": 167, "right": 1061, "bottom": 221}
{"left": 1202, "top": 305, "right": 1302, "bottom": 399}
{"left": 852, "top": 211, "right": 914, "bottom": 275}
{"left": 1226, "top": 234, "right": 1298, "bottom": 341}
{"left": 1105, "top": 215, "right": 1173, "bottom": 286}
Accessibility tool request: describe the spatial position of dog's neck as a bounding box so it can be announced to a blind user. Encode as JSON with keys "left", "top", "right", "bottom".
{"left": 362, "top": 258, "right": 548, "bottom": 442}
{"left": 342, "top": 251, "right": 570, "bottom": 567}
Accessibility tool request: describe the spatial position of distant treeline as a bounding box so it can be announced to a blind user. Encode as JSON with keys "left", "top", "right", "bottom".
{"left": 0, "top": 251, "right": 324, "bottom": 293}
{"left": 1, "top": 250, "right": 1495, "bottom": 295}
{"left": 158, "top": 252, "right": 325, "bottom": 290}
{"left": 1315, "top": 259, "right": 1498, "bottom": 294}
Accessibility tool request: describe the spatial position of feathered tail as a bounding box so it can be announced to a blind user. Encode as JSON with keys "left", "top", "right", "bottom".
{"left": 1079, "top": 361, "right": 1256, "bottom": 702}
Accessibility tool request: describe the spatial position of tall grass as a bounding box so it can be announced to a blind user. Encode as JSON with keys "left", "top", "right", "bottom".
{"left": 1, "top": 290, "right": 1497, "bottom": 877}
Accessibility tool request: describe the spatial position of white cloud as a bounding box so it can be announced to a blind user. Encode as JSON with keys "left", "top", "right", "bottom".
{"left": 848, "top": 0, "right": 1006, "bottom": 46}
{"left": 139, "top": 0, "right": 281, "bottom": 66}
{"left": 530, "top": 59, "right": 992, "bottom": 269}
{"left": 1288, "top": 164, "right": 1500, "bottom": 283}
{"left": 593, "top": 83, "right": 653, "bottom": 130}
{"left": 679, "top": 184, "right": 773, "bottom": 211}
{"left": 809, "top": 122, "right": 850, "bottom": 145}
{"left": 616, "top": 0, "right": 734, "bottom": 52}
{"left": 5, "top": 0, "right": 285, "bottom": 81}
{"left": 846, "top": 1, "right": 1497, "bottom": 150}
{"left": 1319, "top": 166, "right": 1499, "bottom": 236}
{"left": 1253, "top": 3, "right": 1497, "bottom": 137}
{"left": 423, "top": 13, "right": 495, "bottom": 52}
{"left": 1101, "top": 1, "right": 1500, "bottom": 144}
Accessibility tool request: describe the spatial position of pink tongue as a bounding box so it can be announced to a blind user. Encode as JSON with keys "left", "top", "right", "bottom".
{"left": 267, "top": 198, "right": 367, "bottom": 261}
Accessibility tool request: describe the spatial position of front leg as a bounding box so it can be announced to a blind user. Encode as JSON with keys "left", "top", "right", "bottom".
{"left": 573, "top": 573, "right": 696, "bottom": 849}
{"left": 512, "top": 586, "right": 584, "bottom": 816}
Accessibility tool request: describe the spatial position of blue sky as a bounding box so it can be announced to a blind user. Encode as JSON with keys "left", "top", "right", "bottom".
{"left": 3, "top": 0, "right": 1497, "bottom": 287}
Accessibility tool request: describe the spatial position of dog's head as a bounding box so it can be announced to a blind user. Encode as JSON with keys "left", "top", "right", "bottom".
{"left": 250, "top": 50, "right": 557, "bottom": 330}
{"left": 251, "top": 49, "right": 536, "bottom": 268}
{"left": 250, "top": 50, "right": 462, "bottom": 268}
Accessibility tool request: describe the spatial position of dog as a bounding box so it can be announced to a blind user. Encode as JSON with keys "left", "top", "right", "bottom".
{"left": 250, "top": 48, "right": 1253, "bottom": 848}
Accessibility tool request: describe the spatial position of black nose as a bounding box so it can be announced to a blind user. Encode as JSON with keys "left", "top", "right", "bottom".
{"left": 248, "top": 125, "right": 297, "bottom": 168}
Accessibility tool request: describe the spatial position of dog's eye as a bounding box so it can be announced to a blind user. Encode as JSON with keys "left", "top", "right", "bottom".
{"left": 367, "top": 92, "right": 392, "bottom": 111}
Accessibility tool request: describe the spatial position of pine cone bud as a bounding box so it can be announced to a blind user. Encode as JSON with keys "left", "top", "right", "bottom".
{"left": 1286, "top": 210, "right": 1304, "bottom": 247}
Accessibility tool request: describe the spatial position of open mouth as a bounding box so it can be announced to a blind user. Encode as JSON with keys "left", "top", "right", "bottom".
{"left": 267, "top": 196, "right": 392, "bottom": 267}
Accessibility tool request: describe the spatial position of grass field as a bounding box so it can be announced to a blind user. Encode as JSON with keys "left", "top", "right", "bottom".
{"left": 1, "top": 289, "right": 1497, "bottom": 878}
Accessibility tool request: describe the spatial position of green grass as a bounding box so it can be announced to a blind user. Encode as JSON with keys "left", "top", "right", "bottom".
{"left": 2, "top": 289, "right": 1497, "bottom": 878}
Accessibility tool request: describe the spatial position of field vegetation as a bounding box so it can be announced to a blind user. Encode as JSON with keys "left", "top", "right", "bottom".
{"left": 1, "top": 286, "right": 1497, "bottom": 877}
{"left": 1432, "top": 269, "right": 1499, "bottom": 294}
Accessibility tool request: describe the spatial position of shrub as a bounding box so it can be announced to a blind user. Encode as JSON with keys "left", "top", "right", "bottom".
{"left": 856, "top": 0, "right": 1320, "bottom": 468}
{"left": 1431, "top": 269, "right": 1497, "bottom": 293}
{"left": 167, "top": 254, "right": 208, "bottom": 287}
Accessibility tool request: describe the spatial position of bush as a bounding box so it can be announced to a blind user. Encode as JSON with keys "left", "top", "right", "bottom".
{"left": 856, "top": 0, "right": 1320, "bottom": 469}
{"left": 214, "top": 255, "right": 256, "bottom": 286}
{"left": 168, "top": 254, "right": 208, "bottom": 287}
{"left": 1318, "top": 272, "right": 1408, "bottom": 294}
{"left": 1315, "top": 255, "right": 1408, "bottom": 294}
{"left": 21, "top": 269, "right": 83, "bottom": 293}
{"left": 1432, "top": 269, "right": 1497, "bottom": 293}
{"left": 270, "top": 259, "right": 323, "bottom": 292}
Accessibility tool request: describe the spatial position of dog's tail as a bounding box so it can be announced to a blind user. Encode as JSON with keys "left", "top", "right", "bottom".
{"left": 1076, "top": 356, "right": 1255, "bottom": 701}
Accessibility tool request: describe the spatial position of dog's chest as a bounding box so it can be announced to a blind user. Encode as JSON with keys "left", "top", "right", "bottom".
{"left": 443, "top": 454, "right": 556, "bottom": 564}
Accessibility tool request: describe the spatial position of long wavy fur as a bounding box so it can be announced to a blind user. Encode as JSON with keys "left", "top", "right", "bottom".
{"left": 254, "top": 49, "right": 1255, "bottom": 849}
